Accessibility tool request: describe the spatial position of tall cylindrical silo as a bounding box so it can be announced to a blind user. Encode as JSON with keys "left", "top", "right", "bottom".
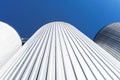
{"left": 0, "top": 22, "right": 120, "bottom": 80}
{"left": 94, "top": 22, "right": 120, "bottom": 61}
{"left": 0, "top": 21, "right": 22, "bottom": 69}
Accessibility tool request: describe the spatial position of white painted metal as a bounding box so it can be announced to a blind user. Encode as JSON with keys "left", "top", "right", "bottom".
{"left": 0, "top": 22, "right": 120, "bottom": 80}
{"left": 0, "top": 21, "right": 22, "bottom": 69}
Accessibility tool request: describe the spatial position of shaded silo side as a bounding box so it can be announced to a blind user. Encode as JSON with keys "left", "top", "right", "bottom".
{"left": 0, "top": 22, "right": 120, "bottom": 80}
{"left": 94, "top": 22, "right": 120, "bottom": 61}
{"left": 0, "top": 21, "right": 22, "bottom": 69}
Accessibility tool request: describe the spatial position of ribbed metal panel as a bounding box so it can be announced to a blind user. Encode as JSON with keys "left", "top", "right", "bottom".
{"left": 0, "top": 22, "right": 120, "bottom": 80}
{"left": 94, "top": 22, "right": 120, "bottom": 61}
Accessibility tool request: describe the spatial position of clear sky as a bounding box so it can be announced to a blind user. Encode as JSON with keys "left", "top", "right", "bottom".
{"left": 0, "top": 0, "right": 120, "bottom": 39}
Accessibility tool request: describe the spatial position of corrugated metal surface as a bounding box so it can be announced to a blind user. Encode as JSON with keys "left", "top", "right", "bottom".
{"left": 94, "top": 22, "right": 120, "bottom": 61}
{"left": 0, "top": 22, "right": 120, "bottom": 80}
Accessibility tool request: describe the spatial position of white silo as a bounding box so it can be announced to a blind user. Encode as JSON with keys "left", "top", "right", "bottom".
{"left": 0, "top": 21, "right": 22, "bottom": 69}
{"left": 0, "top": 22, "right": 119, "bottom": 80}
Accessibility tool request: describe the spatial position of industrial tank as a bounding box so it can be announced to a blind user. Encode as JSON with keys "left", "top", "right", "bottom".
{"left": 0, "top": 21, "right": 22, "bottom": 69}
{"left": 94, "top": 22, "right": 120, "bottom": 61}
{"left": 0, "top": 22, "right": 120, "bottom": 80}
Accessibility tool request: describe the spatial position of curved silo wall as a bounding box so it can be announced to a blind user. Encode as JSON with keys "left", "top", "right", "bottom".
{"left": 94, "top": 22, "right": 120, "bottom": 61}
{"left": 0, "top": 22, "right": 120, "bottom": 80}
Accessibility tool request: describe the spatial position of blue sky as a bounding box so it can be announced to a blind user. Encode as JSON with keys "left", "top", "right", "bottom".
{"left": 0, "top": 0, "right": 120, "bottom": 39}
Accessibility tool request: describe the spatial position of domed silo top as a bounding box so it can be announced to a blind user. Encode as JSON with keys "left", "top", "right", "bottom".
{"left": 0, "top": 21, "right": 22, "bottom": 69}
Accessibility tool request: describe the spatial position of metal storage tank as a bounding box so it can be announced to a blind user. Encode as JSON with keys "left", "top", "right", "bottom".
{"left": 0, "top": 22, "right": 120, "bottom": 80}
{"left": 0, "top": 21, "right": 22, "bottom": 69}
{"left": 94, "top": 22, "right": 120, "bottom": 61}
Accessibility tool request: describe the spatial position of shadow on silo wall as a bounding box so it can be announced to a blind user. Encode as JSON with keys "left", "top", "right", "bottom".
{"left": 94, "top": 22, "right": 120, "bottom": 61}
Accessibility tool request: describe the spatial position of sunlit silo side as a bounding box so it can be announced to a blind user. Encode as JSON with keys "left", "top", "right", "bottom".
{"left": 0, "top": 21, "right": 120, "bottom": 80}
{"left": 94, "top": 22, "right": 120, "bottom": 61}
{"left": 0, "top": 21, "right": 22, "bottom": 69}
